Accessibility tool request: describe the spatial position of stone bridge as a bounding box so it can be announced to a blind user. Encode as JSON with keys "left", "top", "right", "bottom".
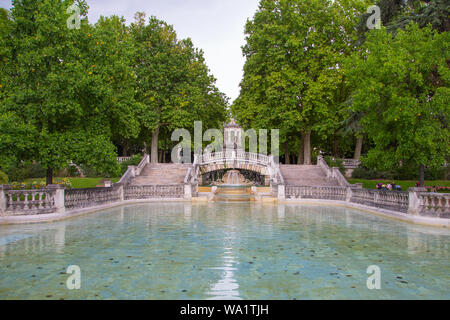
{"left": 193, "top": 151, "right": 280, "bottom": 186}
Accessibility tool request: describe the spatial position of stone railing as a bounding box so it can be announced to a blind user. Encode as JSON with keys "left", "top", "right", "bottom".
{"left": 65, "top": 185, "right": 123, "bottom": 210}
{"left": 350, "top": 188, "right": 409, "bottom": 213}
{"left": 0, "top": 185, "right": 63, "bottom": 216}
{"left": 118, "top": 154, "right": 149, "bottom": 185}
{"left": 117, "top": 157, "right": 132, "bottom": 163}
{"left": 341, "top": 159, "right": 361, "bottom": 168}
{"left": 200, "top": 151, "right": 270, "bottom": 166}
{"left": 124, "top": 185, "right": 184, "bottom": 200}
{"left": 418, "top": 192, "right": 450, "bottom": 218}
{"left": 286, "top": 186, "right": 347, "bottom": 201}
{"left": 0, "top": 181, "right": 189, "bottom": 218}
{"left": 317, "top": 156, "right": 351, "bottom": 187}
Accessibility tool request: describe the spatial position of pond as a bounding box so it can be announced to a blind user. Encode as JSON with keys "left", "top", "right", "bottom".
{"left": 0, "top": 202, "right": 448, "bottom": 299}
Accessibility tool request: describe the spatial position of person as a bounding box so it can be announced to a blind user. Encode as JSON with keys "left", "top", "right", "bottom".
{"left": 416, "top": 182, "right": 420, "bottom": 187}
{"left": 376, "top": 183, "right": 382, "bottom": 190}
{"left": 395, "top": 184, "right": 402, "bottom": 191}
{"left": 387, "top": 183, "right": 392, "bottom": 191}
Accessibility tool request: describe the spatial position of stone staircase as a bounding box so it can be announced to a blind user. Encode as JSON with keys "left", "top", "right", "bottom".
{"left": 130, "top": 163, "right": 192, "bottom": 186}
{"left": 280, "top": 165, "right": 340, "bottom": 186}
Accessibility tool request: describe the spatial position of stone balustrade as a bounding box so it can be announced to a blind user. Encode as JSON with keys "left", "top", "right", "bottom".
{"left": 117, "top": 157, "right": 132, "bottom": 163}
{"left": 341, "top": 159, "right": 361, "bottom": 168}
{"left": 286, "top": 186, "right": 347, "bottom": 201}
{"left": 350, "top": 188, "right": 409, "bottom": 213}
{"left": 418, "top": 193, "right": 450, "bottom": 218}
{"left": 1, "top": 183, "right": 448, "bottom": 222}
{"left": 201, "top": 151, "right": 270, "bottom": 166}
{"left": 65, "top": 185, "right": 123, "bottom": 210}
{"left": 124, "top": 185, "right": 184, "bottom": 200}
{"left": 0, "top": 185, "right": 59, "bottom": 216}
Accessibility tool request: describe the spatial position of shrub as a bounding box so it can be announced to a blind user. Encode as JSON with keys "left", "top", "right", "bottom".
{"left": 324, "top": 156, "right": 346, "bottom": 175}
{"left": 0, "top": 170, "right": 8, "bottom": 184}
{"left": 352, "top": 166, "right": 384, "bottom": 180}
{"left": 5, "top": 162, "right": 46, "bottom": 182}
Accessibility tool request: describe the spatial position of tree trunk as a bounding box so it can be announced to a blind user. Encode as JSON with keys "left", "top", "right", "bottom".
{"left": 354, "top": 136, "right": 363, "bottom": 160}
{"left": 297, "top": 134, "right": 304, "bottom": 165}
{"left": 46, "top": 168, "right": 53, "bottom": 186}
{"left": 123, "top": 141, "right": 129, "bottom": 157}
{"left": 284, "top": 141, "right": 290, "bottom": 165}
{"left": 333, "top": 132, "right": 339, "bottom": 158}
{"left": 303, "top": 130, "right": 311, "bottom": 165}
{"left": 419, "top": 164, "right": 425, "bottom": 188}
{"left": 150, "top": 126, "right": 159, "bottom": 164}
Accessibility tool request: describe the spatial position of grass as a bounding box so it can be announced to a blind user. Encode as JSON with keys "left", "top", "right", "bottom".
{"left": 348, "top": 179, "right": 450, "bottom": 191}
{"left": 23, "top": 177, "right": 120, "bottom": 189}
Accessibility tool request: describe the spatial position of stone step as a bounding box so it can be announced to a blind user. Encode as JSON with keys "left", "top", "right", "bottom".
{"left": 280, "top": 165, "right": 339, "bottom": 186}
{"left": 131, "top": 163, "right": 191, "bottom": 186}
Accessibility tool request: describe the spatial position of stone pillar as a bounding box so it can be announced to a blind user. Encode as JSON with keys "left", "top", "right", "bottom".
{"left": 47, "top": 185, "right": 65, "bottom": 214}
{"left": 278, "top": 184, "right": 285, "bottom": 201}
{"left": 0, "top": 185, "right": 10, "bottom": 216}
{"left": 114, "top": 183, "right": 124, "bottom": 202}
{"left": 184, "top": 184, "right": 192, "bottom": 200}
{"left": 408, "top": 187, "right": 427, "bottom": 215}
{"left": 264, "top": 175, "right": 271, "bottom": 186}
{"left": 346, "top": 187, "right": 353, "bottom": 202}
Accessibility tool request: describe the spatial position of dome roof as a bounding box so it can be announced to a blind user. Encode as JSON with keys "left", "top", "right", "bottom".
{"left": 224, "top": 118, "right": 241, "bottom": 129}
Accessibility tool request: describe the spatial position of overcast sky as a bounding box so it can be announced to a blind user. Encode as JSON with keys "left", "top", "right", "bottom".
{"left": 0, "top": 0, "right": 260, "bottom": 103}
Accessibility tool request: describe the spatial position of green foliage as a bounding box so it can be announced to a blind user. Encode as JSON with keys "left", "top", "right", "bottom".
{"left": 130, "top": 14, "right": 228, "bottom": 159}
{"left": 351, "top": 166, "right": 383, "bottom": 180}
{"left": 324, "top": 156, "right": 346, "bottom": 175}
{"left": 4, "top": 162, "right": 46, "bottom": 182}
{"left": 232, "top": 0, "right": 369, "bottom": 159}
{"left": 0, "top": 170, "right": 8, "bottom": 184}
{"left": 347, "top": 23, "right": 450, "bottom": 176}
{"left": 357, "top": 0, "right": 450, "bottom": 37}
{"left": 0, "top": 1, "right": 228, "bottom": 181}
{"left": 119, "top": 154, "right": 143, "bottom": 175}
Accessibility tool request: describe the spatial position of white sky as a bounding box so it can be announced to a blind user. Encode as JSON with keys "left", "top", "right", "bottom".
{"left": 0, "top": 0, "right": 261, "bottom": 103}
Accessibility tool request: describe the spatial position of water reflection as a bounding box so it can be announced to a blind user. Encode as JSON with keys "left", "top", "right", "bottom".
{"left": 207, "top": 234, "right": 241, "bottom": 300}
{"left": 0, "top": 202, "right": 448, "bottom": 299}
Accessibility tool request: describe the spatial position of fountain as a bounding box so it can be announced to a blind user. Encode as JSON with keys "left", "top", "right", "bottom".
{"left": 213, "top": 170, "right": 256, "bottom": 202}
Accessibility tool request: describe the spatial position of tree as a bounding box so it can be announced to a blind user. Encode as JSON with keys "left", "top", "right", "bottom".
{"left": 131, "top": 14, "right": 227, "bottom": 163}
{"left": 0, "top": 0, "right": 121, "bottom": 184}
{"left": 232, "top": 0, "right": 368, "bottom": 164}
{"left": 346, "top": 23, "right": 449, "bottom": 187}
{"left": 91, "top": 15, "right": 142, "bottom": 157}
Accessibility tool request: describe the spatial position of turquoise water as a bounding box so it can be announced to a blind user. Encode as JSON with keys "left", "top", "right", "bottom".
{"left": 0, "top": 202, "right": 449, "bottom": 300}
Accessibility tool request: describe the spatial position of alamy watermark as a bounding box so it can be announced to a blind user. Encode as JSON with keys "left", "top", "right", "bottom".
{"left": 367, "top": 5, "right": 381, "bottom": 30}
{"left": 67, "top": 4, "right": 81, "bottom": 30}
{"left": 66, "top": 265, "right": 81, "bottom": 290}
{"left": 366, "top": 265, "right": 381, "bottom": 290}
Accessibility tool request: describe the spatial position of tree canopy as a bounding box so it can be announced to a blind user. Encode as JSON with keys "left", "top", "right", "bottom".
{"left": 0, "top": 0, "right": 228, "bottom": 183}
{"left": 347, "top": 23, "right": 449, "bottom": 184}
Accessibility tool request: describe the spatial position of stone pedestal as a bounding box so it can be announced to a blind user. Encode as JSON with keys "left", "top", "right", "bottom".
{"left": 407, "top": 187, "right": 427, "bottom": 215}
{"left": 184, "top": 184, "right": 192, "bottom": 200}
{"left": 278, "top": 184, "right": 285, "bottom": 201}
{"left": 0, "top": 185, "right": 11, "bottom": 215}
{"left": 47, "top": 185, "right": 66, "bottom": 214}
